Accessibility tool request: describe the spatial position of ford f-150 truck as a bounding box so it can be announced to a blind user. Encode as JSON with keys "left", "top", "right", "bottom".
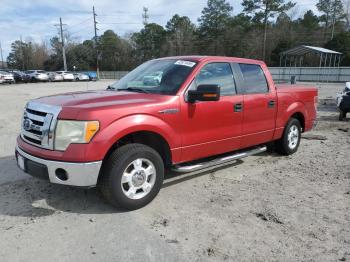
{"left": 15, "top": 56, "right": 318, "bottom": 210}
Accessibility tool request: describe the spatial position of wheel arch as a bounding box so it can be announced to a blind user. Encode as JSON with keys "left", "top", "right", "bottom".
{"left": 284, "top": 101, "right": 307, "bottom": 132}
{"left": 103, "top": 130, "right": 172, "bottom": 168}
{"left": 290, "top": 112, "right": 305, "bottom": 132}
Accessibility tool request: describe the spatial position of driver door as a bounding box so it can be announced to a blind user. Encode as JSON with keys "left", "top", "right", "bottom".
{"left": 180, "top": 62, "right": 243, "bottom": 163}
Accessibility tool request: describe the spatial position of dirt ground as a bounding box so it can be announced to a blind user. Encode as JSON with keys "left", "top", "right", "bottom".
{"left": 0, "top": 81, "right": 349, "bottom": 262}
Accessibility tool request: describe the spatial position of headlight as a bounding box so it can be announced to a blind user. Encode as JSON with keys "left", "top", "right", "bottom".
{"left": 54, "top": 120, "right": 99, "bottom": 151}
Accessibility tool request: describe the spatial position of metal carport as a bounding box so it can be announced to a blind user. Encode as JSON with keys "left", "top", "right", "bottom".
{"left": 279, "top": 45, "right": 342, "bottom": 68}
{"left": 279, "top": 45, "right": 343, "bottom": 82}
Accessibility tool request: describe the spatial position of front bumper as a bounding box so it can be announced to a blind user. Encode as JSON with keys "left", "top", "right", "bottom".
{"left": 16, "top": 145, "right": 102, "bottom": 187}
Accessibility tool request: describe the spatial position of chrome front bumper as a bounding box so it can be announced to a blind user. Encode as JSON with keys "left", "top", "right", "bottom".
{"left": 16, "top": 145, "right": 102, "bottom": 187}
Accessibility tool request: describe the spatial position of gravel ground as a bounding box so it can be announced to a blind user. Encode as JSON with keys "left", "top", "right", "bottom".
{"left": 0, "top": 81, "right": 349, "bottom": 262}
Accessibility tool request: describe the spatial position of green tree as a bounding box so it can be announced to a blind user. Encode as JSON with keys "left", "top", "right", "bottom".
{"left": 197, "top": 0, "right": 233, "bottom": 55}
{"left": 270, "top": 39, "right": 292, "bottom": 66}
{"left": 98, "top": 30, "right": 133, "bottom": 71}
{"left": 165, "top": 14, "right": 196, "bottom": 55}
{"left": 221, "top": 14, "right": 252, "bottom": 57}
{"left": 67, "top": 40, "right": 95, "bottom": 71}
{"left": 241, "top": 0, "right": 295, "bottom": 60}
{"left": 298, "top": 10, "right": 320, "bottom": 30}
{"left": 7, "top": 40, "right": 36, "bottom": 70}
{"left": 324, "top": 32, "right": 350, "bottom": 65}
{"left": 44, "top": 37, "right": 63, "bottom": 70}
{"left": 317, "top": 0, "right": 345, "bottom": 39}
{"left": 131, "top": 23, "right": 167, "bottom": 62}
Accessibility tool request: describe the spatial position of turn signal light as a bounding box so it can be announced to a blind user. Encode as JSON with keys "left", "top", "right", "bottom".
{"left": 85, "top": 121, "right": 100, "bottom": 142}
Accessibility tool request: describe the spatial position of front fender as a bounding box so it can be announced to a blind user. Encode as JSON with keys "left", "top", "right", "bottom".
{"left": 84, "top": 114, "right": 180, "bottom": 160}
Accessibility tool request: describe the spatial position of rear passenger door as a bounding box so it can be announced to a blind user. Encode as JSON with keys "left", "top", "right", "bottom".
{"left": 232, "top": 63, "right": 277, "bottom": 148}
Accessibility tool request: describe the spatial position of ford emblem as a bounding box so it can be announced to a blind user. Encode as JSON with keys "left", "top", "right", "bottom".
{"left": 23, "top": 119, "right": 32, "bottom": 131}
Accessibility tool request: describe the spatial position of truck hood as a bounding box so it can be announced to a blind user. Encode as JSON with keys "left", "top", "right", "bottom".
{"left": 33, "top": 90, "right": 175, "bottom": 119}
{"left": 34, "top": 90, "right": 168, "bottom": 108}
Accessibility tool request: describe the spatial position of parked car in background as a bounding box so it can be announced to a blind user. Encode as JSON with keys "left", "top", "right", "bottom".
{"left": 47, "top": 72, "right": 64, "bottom": 82}
{"left": 25, "top": 70, "right": 49, "bottom": 82}
{"left": 74, "top": 72, "right": 89, "bottom": 81}
{"left": 82, "top": 71, "right": 97, "bottom": 81}
{"left": 0, "top": 71, "right": 15, "bottom": 84}
{"left": 6, "top": 70, "right": 27, "bottom": 83}
{"left": 56, "top": 71, "right": 74, "bottom": 81}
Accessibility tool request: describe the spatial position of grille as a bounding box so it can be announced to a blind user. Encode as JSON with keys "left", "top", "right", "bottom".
{"left": 21, "top": 101, "right": 61, "bottom": 150}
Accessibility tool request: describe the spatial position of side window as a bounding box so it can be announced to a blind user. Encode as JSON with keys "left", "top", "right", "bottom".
{"left": 238, "top": 64, "right": 268, "bottom": 94}
{"left": 190, "top": 63, "right": 236, "bottom": 96}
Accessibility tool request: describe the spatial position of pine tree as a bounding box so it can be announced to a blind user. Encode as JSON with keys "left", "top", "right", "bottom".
{"left": 241, "top": 0, "right": 295, "bottom": 60}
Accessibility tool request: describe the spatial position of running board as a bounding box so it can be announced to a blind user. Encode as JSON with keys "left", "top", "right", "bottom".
{"left": 171, "top": 146, "right": 267, "bottom": 173}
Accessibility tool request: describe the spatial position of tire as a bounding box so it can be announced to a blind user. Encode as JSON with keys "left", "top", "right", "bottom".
{"left": 99, "top": 143, "right": 164, "bottom": 210}
{"left": 339, "top": 110, "right": 347, "bottom": 121}
{"left": 276, "top": 118, "right": 302, "bottom": 155}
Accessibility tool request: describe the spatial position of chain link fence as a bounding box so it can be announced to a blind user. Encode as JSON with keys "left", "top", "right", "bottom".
{"left": 99, "top": 71, "right": 129, "bottom": 80}
{"left": 99, "top": 68, "right": 350, "bottom": 83}
{"left": 269, "top": 67, "right": 350, "bottom": 83}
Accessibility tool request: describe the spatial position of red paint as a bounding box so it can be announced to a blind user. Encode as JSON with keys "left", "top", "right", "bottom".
{"left": 18, "top": 56, "right": 318, "bottom": 165}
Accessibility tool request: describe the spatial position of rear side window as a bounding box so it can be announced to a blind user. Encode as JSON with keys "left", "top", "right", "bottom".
{"left": 238, "top": 64, "right": 268, "bottom": 94}
{"left": 193, "top": 62, "right": 236, "bottom": 96}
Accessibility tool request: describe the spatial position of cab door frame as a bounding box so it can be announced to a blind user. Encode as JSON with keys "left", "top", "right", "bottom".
{"left": 178, "top": 61, "right": 244, "bottom": 163}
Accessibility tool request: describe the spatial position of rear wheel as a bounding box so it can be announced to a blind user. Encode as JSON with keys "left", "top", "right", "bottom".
{"left": 276, "top": 118, "right": 301, "bottom": 155}
{"left": 99, "top": 143, "right": 164, "bottom": 210}
{"left": 339, "top": 110, "right": 347, "bottom": 121}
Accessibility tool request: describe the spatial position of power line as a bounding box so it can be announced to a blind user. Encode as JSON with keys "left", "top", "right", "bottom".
{"left": 69, "top": 17, "right": 92, "bottom": 28}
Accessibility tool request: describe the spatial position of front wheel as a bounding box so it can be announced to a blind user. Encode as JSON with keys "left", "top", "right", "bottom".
{"left": 276, "top": 118, "right": 301, "bottom": 155}
{"left": 99, "top": 144, "right": 164, "bottom": 210}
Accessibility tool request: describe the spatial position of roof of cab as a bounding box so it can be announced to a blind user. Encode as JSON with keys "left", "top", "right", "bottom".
{"left": 156, "top": 55, "right": 265, "bottom": 65}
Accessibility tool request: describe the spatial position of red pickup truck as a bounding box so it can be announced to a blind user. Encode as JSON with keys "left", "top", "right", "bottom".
{"left": 16, "top": 56, "right": 318, "bottom": 209}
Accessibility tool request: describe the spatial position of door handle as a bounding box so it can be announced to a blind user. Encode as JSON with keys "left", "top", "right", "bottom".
{"left": 234, "top": 103, "right": 243, "bottom": 112}
{"left": 268, "top": 100, "right": 275, "bottom": 108}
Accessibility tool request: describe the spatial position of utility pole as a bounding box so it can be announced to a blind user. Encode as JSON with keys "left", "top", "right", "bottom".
{"left": 20, "top": 36, "right": 25, "bottom": 70}
{"left": 0, "top": 41, "right": 4, "bottom": 69}
{"left": 142, "top": 7, "right": 149, "bottom": 26}
{"left": 93, "top": 6, "right": 99, "bottom": 79}
{"left": 60, "top": 17, "right": 67, "bottom": 71}
{"left": 55, "top": 18, "right": 67, "bottom": 71}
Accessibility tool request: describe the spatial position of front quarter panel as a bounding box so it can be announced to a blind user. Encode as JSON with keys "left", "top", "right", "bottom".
{"left": 83, "top": 114, "right": 181, "bottom": 162}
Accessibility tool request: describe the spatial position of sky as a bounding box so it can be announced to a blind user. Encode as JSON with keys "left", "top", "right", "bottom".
{"left": 0, "top": 0, "right": 319, "bottom": 59}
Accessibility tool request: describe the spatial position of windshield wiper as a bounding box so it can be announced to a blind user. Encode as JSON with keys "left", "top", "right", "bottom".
{"left": 117, "top": 87, "right": 150, "bottom": 93}
{"left": 106, "top": 85, "right": 115, "bottom": 90}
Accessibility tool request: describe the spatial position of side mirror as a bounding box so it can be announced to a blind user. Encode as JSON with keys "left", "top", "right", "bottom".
{"left": 188, "top": 84, "right": 220, "bottom": 103}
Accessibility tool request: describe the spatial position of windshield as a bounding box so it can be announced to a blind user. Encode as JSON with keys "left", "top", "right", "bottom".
{"left": 109, "top": 59, "right": 197, "bottom": 95}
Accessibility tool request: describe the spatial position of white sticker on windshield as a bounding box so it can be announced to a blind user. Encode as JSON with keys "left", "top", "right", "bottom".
{"left": 174, "top": 60, "right": 196, "bottom": 68}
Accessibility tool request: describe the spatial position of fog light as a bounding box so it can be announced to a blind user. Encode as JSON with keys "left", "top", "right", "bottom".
{"left": 55, "top": 168, "right": 68, "bottom": 181}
